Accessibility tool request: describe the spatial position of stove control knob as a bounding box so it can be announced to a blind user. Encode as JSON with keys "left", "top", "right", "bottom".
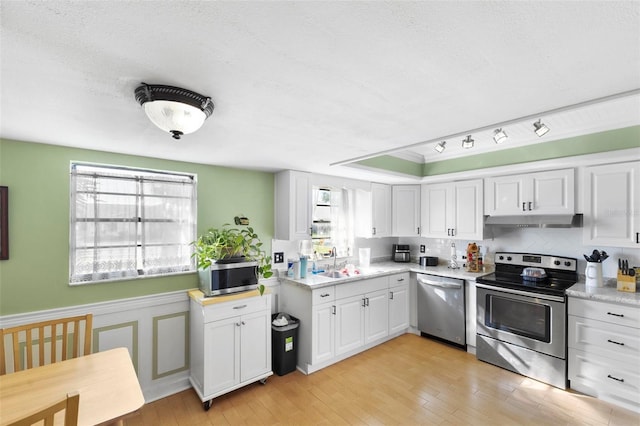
{"left": 554, "top": 260, "right": 561, "bottom": 266}
{"left": 499, "top": 255, "right": 504, "bottom": 261}
{"left": 564, "top": 261, "right": 572, "bottom": 267}
{"left": 507, "top": 256, "right": 512, "bottom": 261}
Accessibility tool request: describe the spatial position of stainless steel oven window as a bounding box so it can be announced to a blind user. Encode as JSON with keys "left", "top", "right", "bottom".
{"left": 484, "top": 294, "right": 551, "bottom": 342}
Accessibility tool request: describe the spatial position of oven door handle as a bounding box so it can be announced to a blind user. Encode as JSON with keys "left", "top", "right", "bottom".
{"left": 417, "top": 276, "right": 462, "bottom": 289}
{"left": 476, "top": 282, "right": 565, "bottom": 302}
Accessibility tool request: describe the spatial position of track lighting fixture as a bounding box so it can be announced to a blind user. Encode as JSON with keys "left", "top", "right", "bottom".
{"left": 493, "top": 128, "right": 508, "bottom": 144}
{"left": 135, "top": 83, "right": 214, "bottom": 139}
{"left": 434, "top": 141, "right": 446, "bottom": 153}
{"left": 533, "top": 119, "right": 550, "bottom": 137}
{"left": 461, "top": 135, "right": 474, "bottom": 149}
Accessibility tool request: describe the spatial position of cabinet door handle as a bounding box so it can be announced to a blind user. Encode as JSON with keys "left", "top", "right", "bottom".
{"left": 522, "top": 202, "right": 526, "bottom": 212}
{"left": 233, "top": 305, "right": 247, "bottom": 310}
{"left": 451, "top": 228, "right": 455, "bottom": 236}
{"left": 607, "top": 312, "right": 624, "bottom": 318}
{"left": 366, "top": 297, "right": 370, "bottom": 307}
{"left": 417, "top": 227, "right": 420, "bottom": 235}
{"left": 372, "top": 227, "right": 376, "bottom": 235}
{"left": 362, "top": 298, "right": 367, "bottom": 307}
{"left": 310, "top": 227, "right": 313, "bottom": 236}
{"left": 241, "top": 321, "right": 245, "bottom": 325}
{"left": 528, "top": 201, "right": 532, "bottom": 211}
{"left": 332, "top": 305, "right": 336, "bottom": 315}
{"left": 236, "top": 322, "right": 241, "bottom": 327}
{"left": 389, "top": 291, "right": 394, "bottom": 300}
{"left": 447, "top": 228, "right": 451, "bottom": 236}
{"left": 636, "top": 232, "right": 639, "bottom": 244}
{"left": 607, "top": 374, "right": 624, "bottom": 383}
{"left": 607, "top": 339, "right": 625, "bottom": 346}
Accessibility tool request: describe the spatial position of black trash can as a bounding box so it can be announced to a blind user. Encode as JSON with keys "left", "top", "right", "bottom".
{"left": 271, "top": 313, "right": 300, "bottom": 376}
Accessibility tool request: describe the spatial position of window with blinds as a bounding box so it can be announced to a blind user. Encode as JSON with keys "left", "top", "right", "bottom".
{"left": 69, "top": 163, "right": 197, "bottom": 284}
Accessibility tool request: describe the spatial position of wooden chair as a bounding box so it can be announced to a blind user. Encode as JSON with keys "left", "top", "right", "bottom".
{"left": 0, "top": 314, "right": 93, "bottom": 375}
{"left": 8, "top": 391, "right": 80, "bottom": 426}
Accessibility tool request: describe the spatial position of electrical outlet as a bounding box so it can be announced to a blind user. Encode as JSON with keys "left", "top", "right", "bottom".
{"left": 420, "top": 245, "right": 425, "bottom": 253}
{"left": 274, "top": 252, "right": 284, "bottom": 263}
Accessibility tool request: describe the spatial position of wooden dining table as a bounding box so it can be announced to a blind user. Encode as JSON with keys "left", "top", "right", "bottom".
{"left": 0, "top": 347, "right": 145, "bottom": 426}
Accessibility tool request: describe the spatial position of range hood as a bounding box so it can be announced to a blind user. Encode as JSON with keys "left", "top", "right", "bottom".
{"left": 485, "top": 214, "right": 583, "bottom": 228}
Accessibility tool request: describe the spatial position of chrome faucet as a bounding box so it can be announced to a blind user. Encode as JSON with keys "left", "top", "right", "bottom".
{"left": 332, "top": 247, "right": 338, "bottom": 271}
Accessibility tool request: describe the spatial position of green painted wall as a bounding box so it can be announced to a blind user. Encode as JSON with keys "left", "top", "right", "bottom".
{"left": 0, "top": 139, "right": 274, "bottom": 315}
{"left": 354, "top": 125, "right": 640, "bottom": 177}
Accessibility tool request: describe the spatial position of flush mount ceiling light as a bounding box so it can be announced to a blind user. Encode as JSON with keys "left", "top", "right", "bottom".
{"left": 493, "top": 128, "right": 508, "bottom": 144}
{"left": 461, "top": 135, "right": 474, "bottom": 149}
{"left": 533, "top": 119, "right": 550, "bottom": 137}
{"left": 135, "top": 83, "right": 214, "bottom": 139}
{"left": 434, "top": 141, "right": 446, "bottom": 153}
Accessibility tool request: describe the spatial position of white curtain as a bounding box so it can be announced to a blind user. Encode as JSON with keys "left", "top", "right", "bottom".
{"left": 329, "top": 188, "right": 355, "bottom": 258}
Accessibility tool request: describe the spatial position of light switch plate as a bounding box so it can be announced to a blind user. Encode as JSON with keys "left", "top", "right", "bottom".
{"left": 420, "top": 245, "right": 425, "bottom": 253}
{"left": 274, "top": 252, "right": 284, "bottom": 263}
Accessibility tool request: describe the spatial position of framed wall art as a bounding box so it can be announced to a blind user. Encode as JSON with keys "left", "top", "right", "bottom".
{"left": 0, "top": 186, "right": 8, "bottom": 260}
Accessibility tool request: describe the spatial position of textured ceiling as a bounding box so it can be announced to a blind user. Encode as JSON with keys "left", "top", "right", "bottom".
{"left": 1, "top": 1, "right": 639, "bottom": 183}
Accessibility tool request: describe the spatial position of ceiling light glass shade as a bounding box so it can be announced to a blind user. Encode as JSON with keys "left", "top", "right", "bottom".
{"left": 434, "top": 141, "right": 446, "bottom": 153}
{"left": 493, "top": 128, "right": 508, "bottom": 144}
{"left": 533, "top": 119, "right": 550, "bottom": 137}
{"left": 461, "top": 135, "right": 474, "bottom": 149}
{"left": 135, "top": 83, "right": 214, "bottom": 139}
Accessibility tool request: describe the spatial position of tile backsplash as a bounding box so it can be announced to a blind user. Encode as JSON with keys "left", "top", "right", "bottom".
{"left": 273, "top": 228, "right": 639, "bottom": 279}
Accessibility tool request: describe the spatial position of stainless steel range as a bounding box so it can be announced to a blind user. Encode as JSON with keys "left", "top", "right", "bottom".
{"left": 476, "top": 252, "right": 578, "bottom": 389}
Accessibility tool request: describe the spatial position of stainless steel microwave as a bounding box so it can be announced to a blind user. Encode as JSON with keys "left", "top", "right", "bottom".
{"left": 198, "top": 260, "right": 259, "bottom": 297}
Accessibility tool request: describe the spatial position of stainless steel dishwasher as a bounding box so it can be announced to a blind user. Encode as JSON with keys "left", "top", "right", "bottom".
{"left": 417, "top": 274, "right": 466, "bottom": 348}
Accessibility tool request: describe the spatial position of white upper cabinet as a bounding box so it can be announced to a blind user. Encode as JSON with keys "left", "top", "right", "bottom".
{"left": 275, "top": 170, "right": 312, "bottom": 240}
{"left": 485, "top": 169, "right": 575, "bottom": 216}
{"left": 391, "top": 185, "right": 421, "bottom": 237}
{"left": 356, "top": 183, "right": 391, "bottom": 238}
{"left": 372, "top": 183, "right": 391, "bottom": 237}
{"left": 583, "top": 161, "right": 640, "bottom": 248}
{"left": 421, "top": 179, "right": 484, "bottom": 240}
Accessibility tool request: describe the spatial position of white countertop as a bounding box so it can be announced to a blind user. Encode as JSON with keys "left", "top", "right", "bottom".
{"left": 567, "top": 279, "right": 640, "bottom": 306}
{"left": 279, "top": 261, "right": 493, "bottom": 289}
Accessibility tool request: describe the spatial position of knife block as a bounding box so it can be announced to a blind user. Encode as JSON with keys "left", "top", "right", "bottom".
{"left": 617, "top": 270, "right": 638, "bottom": 293}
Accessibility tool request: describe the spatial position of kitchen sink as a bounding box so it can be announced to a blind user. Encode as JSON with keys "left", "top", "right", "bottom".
{"left": 320, "top": 271, "right": 348, "bottom": 278}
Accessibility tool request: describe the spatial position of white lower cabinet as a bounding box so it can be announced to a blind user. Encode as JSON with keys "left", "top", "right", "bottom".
{"left": 189, "top": 292, "right": 272, "bottom": 409}
{"left": 280, "top": 273, "right": 410, "bottom": 374}
{"left": 311, "top": 301, "right": 335, "bottom": 365}
{"left": 389, "top": 274, "right": 410, "bottom": 334}
{"left": 568, "top": 297, "right": 640, "bottom": 413}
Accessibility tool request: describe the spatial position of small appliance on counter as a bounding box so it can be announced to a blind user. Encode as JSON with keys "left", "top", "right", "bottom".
{"left": 419, "top": 256, "right": 438, "bottom": 267}
{"left": 392, "top": 244, "right": 411, "bottom": 262}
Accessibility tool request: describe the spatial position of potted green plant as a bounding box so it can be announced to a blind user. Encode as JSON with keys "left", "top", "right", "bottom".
{"left": 192, "top": 224, "right": 273, "bottom": 295}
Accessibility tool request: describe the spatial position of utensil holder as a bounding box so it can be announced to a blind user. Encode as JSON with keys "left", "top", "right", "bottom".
{"left": 585, "top": 262, "right": 603, "bottom": 288}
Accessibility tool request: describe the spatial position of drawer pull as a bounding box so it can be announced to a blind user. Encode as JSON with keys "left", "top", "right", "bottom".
{"left": 607, "top": 374, "right": 624, "bottom": 383}
{"left": 607, "top": 312, "right": 624, "bottom": 318}
{"left": 607, "top": 339, "right": 625, "bottom": 346}
{"left": 233, "top": 305, "right": 248, "bottom": 310}
{"left": 320, "top": 293, "right": 330, "bottom": 298}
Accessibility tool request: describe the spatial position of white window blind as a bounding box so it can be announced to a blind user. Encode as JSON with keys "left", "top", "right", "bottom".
{"left": 69, "top": 163, "right": 196, "bottom": 284}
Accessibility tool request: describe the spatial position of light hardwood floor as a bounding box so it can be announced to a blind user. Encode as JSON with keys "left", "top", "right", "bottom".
{"left": 126, "top": 334, "right": 639, "bottom": 425}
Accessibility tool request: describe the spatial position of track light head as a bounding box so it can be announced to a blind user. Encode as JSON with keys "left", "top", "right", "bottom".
{"left": 493, "top": 128, "right": 508, "bottom": 144}
{"left": 434, "top": 141, "right": 446, "bottom": 153}
{"left": 533, "top": 119, "right": 550, "bottom": 137}
{"left": 461, "top": 135, "right": 474, "bottom": 149}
